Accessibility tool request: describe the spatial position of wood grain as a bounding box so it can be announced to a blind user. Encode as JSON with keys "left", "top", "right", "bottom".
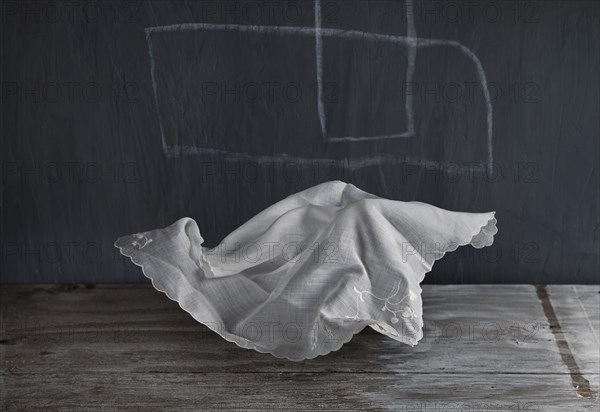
{"left": 1, "top": 284, "right": 598, "bottom": 410}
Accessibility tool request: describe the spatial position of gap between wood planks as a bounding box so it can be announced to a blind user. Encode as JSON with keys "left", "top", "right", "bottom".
{"left": 536, "top": 284, "right": 594, "bottom": 399}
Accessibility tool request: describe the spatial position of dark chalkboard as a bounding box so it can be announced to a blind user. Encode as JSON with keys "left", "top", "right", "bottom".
{"left": 1, "top": 0, "right": 598, "bottom": 283}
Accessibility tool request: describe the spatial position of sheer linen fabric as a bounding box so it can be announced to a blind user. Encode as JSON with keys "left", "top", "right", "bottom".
{"left": 115, "top": 181, "right": 497, "bottom": 360}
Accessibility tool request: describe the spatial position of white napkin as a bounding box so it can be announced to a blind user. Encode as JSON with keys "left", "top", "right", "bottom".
{"left": 115, "top": 181, "right": 497, "bottom": 360}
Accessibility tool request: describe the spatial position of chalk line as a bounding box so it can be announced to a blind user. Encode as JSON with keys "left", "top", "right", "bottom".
{"left": 405, "top": 0, "right": 416, "bottom": 137}
{"left": 163, "top": 145, "right": 487, "bottom": 174}
{"left": 314, "top": 0, "right": 326, "bottom": 139}
{"left": 145, "top": 30, "right": 168, "bottom": 153}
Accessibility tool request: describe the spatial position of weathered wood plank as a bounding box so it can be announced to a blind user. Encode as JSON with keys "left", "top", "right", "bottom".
{"left": 1, "top": 372, "right": 599, "bottom": 411}
{"left": 1, "top": 284, "right": 598, "bottom": 410}
{"left": 1, "top": 285, "right": 564, "bottom": 373}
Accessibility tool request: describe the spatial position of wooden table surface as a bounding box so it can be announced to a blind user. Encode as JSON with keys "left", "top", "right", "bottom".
{"left": 1, "top": 284, "right": 598, "bottom": 411}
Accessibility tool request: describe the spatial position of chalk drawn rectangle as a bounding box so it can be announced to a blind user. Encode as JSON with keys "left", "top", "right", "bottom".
{"left": 144, "top": 1, "right": 493, "bottom": 173}
{"left": 147, "top": 28, "right": 324, "bottom": 156}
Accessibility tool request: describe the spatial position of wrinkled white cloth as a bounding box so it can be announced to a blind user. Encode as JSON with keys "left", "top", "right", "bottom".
{"left": 115, "top": 181, "right": 497, "bottom": 360}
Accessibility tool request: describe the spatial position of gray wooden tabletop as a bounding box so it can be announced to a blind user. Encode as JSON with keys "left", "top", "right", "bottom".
{"left": 1, "top": 284, "right": 598, "bottom": 411}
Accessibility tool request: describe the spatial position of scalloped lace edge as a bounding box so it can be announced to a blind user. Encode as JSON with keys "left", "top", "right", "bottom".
{"left": 365, "top": 212, "right": 497, "bottom": 345}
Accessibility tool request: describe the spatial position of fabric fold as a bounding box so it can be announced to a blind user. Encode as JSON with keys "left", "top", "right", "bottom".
{"left": 115, "top": 181, "right": 497, "bottom": 360}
